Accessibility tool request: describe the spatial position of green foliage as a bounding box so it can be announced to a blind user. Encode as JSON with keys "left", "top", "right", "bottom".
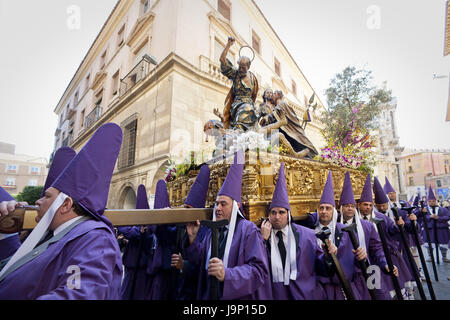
{"left": 321, "top": 66, "right": 392, "bottom": 143}
{"left": 15, "top": 186, "right": 44, "bottom": 204}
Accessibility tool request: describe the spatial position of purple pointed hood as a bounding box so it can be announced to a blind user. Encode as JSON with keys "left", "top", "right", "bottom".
{"left": 339, "top": 171, "right": 355, "bottom": 206}
{"left": 427, "top": 186, "right": 436, "bottom": 201}
{"left": 185, "top": 165, "right": 210, "bottom": 208}
{"left": 218, "top": 150, "right": 244, "bottom": 205}
{"left": 270, "top": 162, "right": 290, "bottom": 211}
{"left": 50, "top": 123, "right": 123, "bottom": 225}
{"left": 154, "top": 179, "right": 170, "bottom": 209}
{"left": 383, "top": 177, "right": 396, "bottom": 194}
{"left": 136, "top": 184, "right": 149, "bottom": 210}
{"left": 408, "top": 195, "right": 414, "bottom": 205}
{"left": 42, "top": 147, "right": 76, "bottom": 197}
{"left": 0, "top": 186, "right": 14, "bottom": 202}
{"left": 413, "top": 195, "right": 419, "bottom": 207}
{"left": 320, "top": 170, "right": 335, "bottom": 207}
{"left": 373, "top": 177, "right": 389, "bottom": 204}
{"left": 359, "top": 174, "right": 373, "bottom": 203}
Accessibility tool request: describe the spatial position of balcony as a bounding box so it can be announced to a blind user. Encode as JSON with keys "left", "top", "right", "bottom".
{"left": 84, "top": 105, "right": 102, "bottom": 130}
{"left": 199, "top": 55, "right": 232, "bottom": 86}
{"left": 66, "top": 107, "right": 76, "bottom": 120}
{"left": 120, "top": 56, "right": 155, "bottom": 97}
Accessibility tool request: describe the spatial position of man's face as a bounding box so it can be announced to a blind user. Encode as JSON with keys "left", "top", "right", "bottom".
{"left": 266, "top": 90, "right": 273, "bottom": 102}
{"left": 35, "top": 187, "right": 60, "bottom": 223}
{"left": 387, "top": 192, "right": 396, "bottom": 202}
{"left": 428, "top": 199, "right": 437, "bottom": 207}
{"left": 238, "top": 59, "right": 250, "bottom": 77}
{"left": 318, "top": 204, "right": 334, "bottom": 226}
{"left": 215, "top": 195, "right": 233, "bottom": 221}
{"left": 341, "top": 203, "right": 356, "bottom": 221}
{"left": 358, "top": 202, "right": 373, "bottom": 216}
{"left": 375, "top": 202, "right": 389, "bottom": 213}
{"left": 269, "top": 207, "right": 288, "bottom": 230}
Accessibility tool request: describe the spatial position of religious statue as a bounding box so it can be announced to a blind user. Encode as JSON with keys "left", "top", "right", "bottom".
{"left": 220, "top": 37, "right": 259, "bottom": 132}
{"left": 257, "top": 88, "right": 275, "bottom": 128}
{"left": 258, "top": 90, "right": 318, "bottom": 159}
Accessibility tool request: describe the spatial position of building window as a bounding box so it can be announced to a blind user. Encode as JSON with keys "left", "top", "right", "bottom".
{"left": 85, "top": 73, "right": 91, "bottom": 93}
{"left": 7, "top": 165, "right": 17, "bottom": 172}
{"left": 408, "top": 177, "right": 414, "bottom": 186}
{"left": 117, "top": 24, "right": 125, "bottom": 48}
{"left": 30, "top": 167, "right": 40, "bottom": 174}
{"left": 274, "top": 57, "right": 281, "bottom": 77}
{"left": 408, "top": 158, "right": 411, "bottom": 162}
{"left": 5, "top": 178, "right": 15, "bottom": 186}
{"left": 252, "top": 30, "right": 261, "bottom": 55}
{"left": 100, "top": 50, "right": 107, "bottom": 69}
{"left": 118, "top": 116, "right": 138, "bottom": 169}
{"left": 74, "top": 90, "right": 79, "bottom": 106}
{"left": 80, "top": 109, "right": 85, "bottom": 128}
{"left": 141, "top": 0, "right": 150, "bottom": 15}
{"left": 111, "top": 70, "right": 120, "bottom": 97}
{"left": 292, "top": 80, "right": 297, "bottom": 96}
{"left": 218, "top": 0, "right": 231, "bottom": 20}
{"left": 28, "top": 179, "right": 38, "bottom": 186}
{"left": 437, "top": 179, "right": 442, "bottom": 187}
{"left": 408, "top": 166, "right": 413, "bottom": 173}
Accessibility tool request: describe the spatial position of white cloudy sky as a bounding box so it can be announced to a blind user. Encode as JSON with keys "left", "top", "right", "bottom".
{"left": 0, "top": 0, "right": 449, "bottom": 160}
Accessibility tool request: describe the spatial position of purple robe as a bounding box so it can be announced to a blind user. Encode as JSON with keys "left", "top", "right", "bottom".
{"left": 185, "top": 217, "right": 272, "bottom": 300}
{"left": 345, "top": 218, "right": 391, "bottom": 300}
{"left": 418, "top": 206, "right": 449, "bottom": 244}
{"left": 0, "top": 219, "right": 122, "bottom": 299}
{"left": 117, "top": 226, "right": 155, "bottom": 300}
{"left": 373, "top": 211, "right": 411, "bottom": 295}
{"left": 0, "top": 234, "right": 21, "bottom": 261}
{"left": 266, "top": 223, "right": 330, "bottom": 300}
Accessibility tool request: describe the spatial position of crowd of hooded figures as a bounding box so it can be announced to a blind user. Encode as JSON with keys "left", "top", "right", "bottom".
{"left": 0, "top": 123, "right": 448, "bottom": 300}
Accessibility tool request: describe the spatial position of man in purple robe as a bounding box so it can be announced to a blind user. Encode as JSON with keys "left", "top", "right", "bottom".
{"left": 260, "top": 163, "right": 338, "bottom": 300}
{"left": 384, "top": 177, "right": 420, "bottom": 299}
{"left": 0, "top": 147, "right": 76, "bottom": 262}
{"left": 338, "top": 171, "right": 390, "bottom": 300}
{"left": 118, "top": 184, "right": 155, "bottom": 300}
{"left": 171, "top": 164, "right": 210, "bottom": 300}
{"left": 419, "top": 186, "right": 450, "bottom": 263}
{"left": 185, "top": 151, "right": 271, "bottom": 300}
{"left": 295, "top": 171, "right": 364, "bottom": 299}
{"left": 0, "top": 123, "right": 123, "bottom": 299}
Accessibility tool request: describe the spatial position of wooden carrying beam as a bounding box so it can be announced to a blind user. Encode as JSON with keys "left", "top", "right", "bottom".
{"left": 0, "top": 207, "right": 214, "bottom": 233}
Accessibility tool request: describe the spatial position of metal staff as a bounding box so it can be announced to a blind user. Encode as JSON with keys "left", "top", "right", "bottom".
{"left": 200, "top": 219, "right": 229, "bottom": 300}
{"left": 419, "top": 200, "right": 438, "bottom": 281}
{"left": 372, "top": 217, "right": 404, "bottom": 300}
{"left": 341, "top": 223, "right": 377, "bottom": 300}
{"left": 316, "top": 228, "right": 355, "bottom": 300}
{"left": 391, "top": 207, "right": 427, "bottom": 300}
{"left": 431, "top": 206, "right": 440, "bottom": 265}
{"left": 401, "top": 205, "right": 436, "bottom": 300}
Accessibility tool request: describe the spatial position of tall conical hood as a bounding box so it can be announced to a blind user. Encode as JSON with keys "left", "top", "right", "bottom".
{"left": 218, "top": 150, "right": 244, "bottom": 205}
{"left": 0, "top": 186, "right": 14, "bottom": 202}
{"left": 427, "top": 186, "right": 436, "bottom": 201}
{"left": 154, "top": 179, "right": 170, "bottom": 209}
{"left": 270, "top": 162, "right": 290, "bottom": 211}
{"left": 359, "top": 174, "right": 373, "bottom": 203}
{"left": 136, "top": 184, "right": 149, "bottom": 209}
{"left": 339, "top": 171, "right": 355, "bottom": 206}
{"left": 383, "top": 177, "right": 396, "bottom": 194}
{"left": 51, "top": 123, "right": 123, "bottom": 224}
{"left": 42, "top": 147, "right": 76, "bottom": 197}
{"left": 373, "top": 177, "right": 389, "bottom": 204}
{"left": 320, "top": 171, "right": 335, "bottom": 206}
{"left": 185, "top": 164, "right": 210, "bottom": 208}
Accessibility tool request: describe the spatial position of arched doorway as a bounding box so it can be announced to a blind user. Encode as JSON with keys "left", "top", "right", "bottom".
{"left": 120, "top": 186, "right": 137, "bottom": 209}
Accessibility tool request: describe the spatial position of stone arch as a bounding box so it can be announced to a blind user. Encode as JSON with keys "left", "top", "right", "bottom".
{"left": 118, "top": 183, "right": 137, "bottom": 209}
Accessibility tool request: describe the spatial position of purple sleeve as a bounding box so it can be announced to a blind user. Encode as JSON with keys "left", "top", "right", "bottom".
{"left": 438, "top": 208, "right": 450, "bottom": 222}
{"left": 367, "top": 223, "right": 387, "bottom": 269}
{"left": 36, "top": 230, "right": 122, "bottom": 300}
{"left": 184, "top": 234, "right": 207, "bottom": 267}
{"left": 117, "top": 226, "right": 141, "bottom": 240}
{"left": 222, "top": 228, "right": 270, "bottom": 300}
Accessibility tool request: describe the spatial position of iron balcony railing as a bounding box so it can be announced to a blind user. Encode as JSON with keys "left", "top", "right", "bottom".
{"left": 120, "top": 57, "right": 152, "bottom": 97}
{"left": 84, "top": 105, "right": 102, "bottom": 130}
